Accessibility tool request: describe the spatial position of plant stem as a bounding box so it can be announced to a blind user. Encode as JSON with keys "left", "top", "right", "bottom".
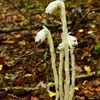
{"left": 44, "top": 26, "right": 59, "bottom": 100}
{"left": 59, "top": 50, "right": 64, "bottom": 100}
{"left": 60, "top": 1, "right": 69, "bottom": 100}
{"left": 69, "top": 47, "right": 75, "bottom": 100}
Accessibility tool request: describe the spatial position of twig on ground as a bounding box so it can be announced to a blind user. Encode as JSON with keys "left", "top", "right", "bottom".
{"left": 6, "top": 0, "right": 34, "bottom": 25}
{"left": 75, "top": 72, "right": 96, "bottom": 79}
{"left": 71, "top": 7, "right": 100, "bottom": 32}
{"left": 0, "top": 24, "right": 60, "bottom": 33}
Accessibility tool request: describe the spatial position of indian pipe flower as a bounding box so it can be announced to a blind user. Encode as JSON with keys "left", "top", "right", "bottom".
{"left": 35, "top": 28, "right": 47, "bottom": 43}
{"left": 45, "top": 0, "right": 61, "bottom": 14}
{"left": 58, "top": 35, "right": 78, "bottom": 50}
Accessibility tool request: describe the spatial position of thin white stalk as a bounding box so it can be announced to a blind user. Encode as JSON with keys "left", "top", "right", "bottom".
{"left": 64, "top": 47, "right": 70, "bottom": 100}
{"left": 60, "top": 1, "right": 70, "bottom": 100}
{"left": 59, "top": 50, "right": 64, "bottom": 100}
{"left": 44, "top": 26, "right": 59, "bottom": 100}
{"left": 69, "top": 47, "right": 75, "bottom": 100}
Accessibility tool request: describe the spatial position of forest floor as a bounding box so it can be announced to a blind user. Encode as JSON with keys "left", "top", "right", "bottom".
{"left": 0, "top": 0, "right": 100, "bottom": 100}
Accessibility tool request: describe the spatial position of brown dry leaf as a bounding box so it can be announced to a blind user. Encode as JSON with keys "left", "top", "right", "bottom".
{"left": 0, "top": 64, "right": 3, "bottom": 71}
{"left": 75, "top": 66, "right": 83, "bottom": 74}
{"left": 4, "top": 59, "right": 19, "bottom": 67}
{"left": 15, "top": 34, "right": 21, "bottom": 38}
{"left": 84, "top": 66, "right": 91, "bottom": 73}
{"left": 31, "top": 97, "right": 38, "bottom": 100}
{"left": 78, "top": 29, "right": 84, "bottom": 33}
{"left": 13, "top": 16, "right": 20, "bottom": 22}
{"left": 81, "top": 51, "right": 90, "bottom": 60}
{"left": 20, "top": 16, "right": 25, "bottom": 21}
{"left": 23, "top": 74, "right": 32, "bottom": 78}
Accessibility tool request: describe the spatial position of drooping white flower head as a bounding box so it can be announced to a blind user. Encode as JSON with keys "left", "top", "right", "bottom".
{"left": 45, "top": 0, "right": 61, "bottom": 14}
{"left": 68, "top": 35, "right": 78, "bottom": 47}
{"left": 35, "top": 27, "right": 47, "bottom": 43}
{"left": 58, "top": 35, "right": 78, "bottom": 50}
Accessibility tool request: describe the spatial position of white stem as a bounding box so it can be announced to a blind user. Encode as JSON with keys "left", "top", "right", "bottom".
{"left": 64, "top": 47, "right": 70, "bottom": 100}
{"left": 69, "top": 47, "right": 75, "bottom": 100}
{"left": 44, "top": 26, "right": 59, "bottom": 100}
{"left": 60, "top": 1, "right": 70, "bottom": 100}
{"left": 59, "top": 50, "right": 64, "bottom": 100}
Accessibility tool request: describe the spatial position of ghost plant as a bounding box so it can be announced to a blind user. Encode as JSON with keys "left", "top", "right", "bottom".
{"left": 35, "top": 0, "right": 78, "bottom": 100}
{"left": 35, "top": 26, "right": 59, "bottom": 100}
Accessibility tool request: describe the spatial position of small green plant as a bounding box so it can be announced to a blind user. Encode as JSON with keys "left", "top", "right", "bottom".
{"left": 26, "top": 4, "right": 33, "bottom": 9}
{"left": 95, "top": 41, "right": 100, "bottom": 54}
{"left": 23, "top": 19, "right": 30, "bottom": 24}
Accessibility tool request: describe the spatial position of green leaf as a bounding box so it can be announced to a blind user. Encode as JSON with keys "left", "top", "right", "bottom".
{"left": 19, "top": 40, "right": 26, "bottom": 45}
{"left": 67, "top": 21, "right": 72, "bottom": 25}
{"left": 95, "top": 41, "right": 100, "bottom": 54}
{"left": 23, "top": 19, "right": 30, "bottom": 24}
{"left": 3, "top": 87, "right": 8, "bottom": 91}
{"left": 6, "top": 73, "right": 14, "bottom": 77}
{"left": 4, "top": 73, "right": 15, "bottom": 79}
{"left": 97, "top": 70, "right": 100, "bottom": 76}
{"left": 88, "top": 0, "right": 93, "bottom": 2}
{"left": 37, "top": 6, "right": 43, "bottom": 11}
{"left": 26, "top": 4, "right": 33, "bottom": 9}
{"left": 0, "top": 80, "right": 3, "bottom": 83}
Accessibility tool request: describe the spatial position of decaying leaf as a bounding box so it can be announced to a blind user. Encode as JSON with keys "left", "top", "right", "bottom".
{"left": 23, "top": 74, "right": 32, "bottom": 78}
{"left": 0, "top": 64, "right": 3, "bottom": 71}
{"left": 31, "top": 97, "right": 38, "bottom": 100}
{"left": 4, "top": 59, "right": 19, "bottom": 67}
{"left": 82, "top": 80, "right": 88, "bottom": 85}
{"left": 74, "top": 86, "right": 79, "bottom": 91}
{"left": 84, "top": 66, "right": 91, "bottom": 73}
{"left": 48, "top": 91, "right": 56, "bottom": 97}
{"left": 78, "top": 29, "right": 84, "bottom": 33}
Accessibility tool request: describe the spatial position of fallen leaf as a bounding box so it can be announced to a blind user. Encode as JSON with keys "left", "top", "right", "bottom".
{"left": 87, "top": 30, "right": 93, "bottom": 34}
{"left": 84, "top": 66, "right": 91, "bottom": 73}
{"left": 23, "top": 74, "right": 32, "bottom": 77}
{"left": 82, "top": 80, "right": 88, "bottom": 85}
{"left": 19, "top": 40, "right": 26, "bottom": 45}
{"left": 78, "top": 29, "right": 84, "bottom": 33}
{"left": 48, "top": 91, "right": 56, "bottom": 97}
{"left": 31, "top": 97, "right": 38, "bottom": 100}
{"left": 4, "top": 59, "right": 19, "bottom": 67}
{"left": 15, "top": 34, "right": 21, "bottom": 38}
{"left": 74, "top": 86, "right": 79, "bottom": 90}
{"left": 0, "top": 58, "right": 4, "bottom": 65}
{"left": 0, "top": 65, "right": 3, "bottom": 71}
{"left": 75, "top": 66, "right": 83, "bottom": 74}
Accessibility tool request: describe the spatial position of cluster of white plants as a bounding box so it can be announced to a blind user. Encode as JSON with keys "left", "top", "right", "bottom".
{"left": 35, "top": 0, "right": 78, "bottom": 100}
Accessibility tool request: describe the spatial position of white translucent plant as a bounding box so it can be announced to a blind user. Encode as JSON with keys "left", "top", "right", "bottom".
{"left": 46, "top": 0, "right": 69, "bottom": 100}
{"left": 35, "top": 28, "right": 47, "bottom": 42}
{"left": 35, "top": 26, "right": 59, "bottom": 100}
{"left": 35, "top": 0, "right": 78, "bottom": 100}
{"left": 58, "top": 34, "right": 78, "bottom": 50}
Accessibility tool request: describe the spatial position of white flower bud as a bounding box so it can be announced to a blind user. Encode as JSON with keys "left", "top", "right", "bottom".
{"left": 68, "top": 35, "right": 78, "bottom": 47}
{"left": 35, "top": 29, "right": 47, "bottom": 43}
{"left": 57, "top": 42, "right": 64, "bottom": 50}
{"left": 45, "top": 0, "right": 61, "bottom": 14}
{"left": 57, "top": 35, "right": 78, "bottom": 50}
